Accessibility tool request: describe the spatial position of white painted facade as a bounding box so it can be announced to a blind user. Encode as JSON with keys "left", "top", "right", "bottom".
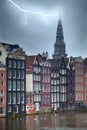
{"left": 26, "top": 74, "right": 33, "bottom": 92}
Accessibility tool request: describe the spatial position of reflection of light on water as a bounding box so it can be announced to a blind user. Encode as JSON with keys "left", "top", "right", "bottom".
{"left": 39, "top": 127, "right": 50, "bottom": 130}
{"left": 39, "top": 127, "right": 87, "bottom": 130}
{"left": 34, "top": 116, "right": 46, "bottom": 121}
{"left": 83, "top": 119, "right": 87, "bottom": 123}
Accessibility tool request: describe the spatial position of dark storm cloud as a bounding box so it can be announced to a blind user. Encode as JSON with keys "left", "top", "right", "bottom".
{"left": 0, "top": 0, "right": 87, "bottom": 58}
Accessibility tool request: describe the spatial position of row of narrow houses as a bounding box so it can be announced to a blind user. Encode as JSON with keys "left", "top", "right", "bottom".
{"left": 0, "top": 18, "right": 87, "bottom": 117}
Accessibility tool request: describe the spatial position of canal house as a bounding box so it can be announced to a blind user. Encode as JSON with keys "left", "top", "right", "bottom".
{"left": 0, "top": 43, "right": 26, "bottom": 116}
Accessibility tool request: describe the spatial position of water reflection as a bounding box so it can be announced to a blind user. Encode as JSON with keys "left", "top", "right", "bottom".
{"left": 0, "top": 112, "right": 87, "bottom": 130}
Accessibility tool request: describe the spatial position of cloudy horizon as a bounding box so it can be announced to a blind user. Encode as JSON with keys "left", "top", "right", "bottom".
{"left": 0, "top": 0, "right": 87, "bottom": 58}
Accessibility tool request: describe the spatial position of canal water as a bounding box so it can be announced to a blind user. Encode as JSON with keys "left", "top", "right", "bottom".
{"left": 0, "top": 112, "right": 87, "bottom": 130}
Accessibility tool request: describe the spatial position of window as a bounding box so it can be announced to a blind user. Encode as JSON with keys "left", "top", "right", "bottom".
{"left": 17, "top": 61, "right": 20, "bottom": 68}
{"left": 8, "top": 80, "right": 12, "bottom": 90}
{"left": 34, "top": 95, "right": 38, "bottom": 101}
{"left": 8, "top": 106, "right": 11, "bottom": 112}
{"left": 54, "top": 80, "right": 56, "bottom": 85}
{"left": 17, "top": 70, "right": 20, "bottom": 79}
{"left": 17, "top": 93, "right": 20, "bottom": 104}
{"left": 0, "top": 107, "right": 3, "bottom": 114}
{"left": 21, "top": 105, "right": 24, "bottom": 111}
{"left": 51, "top": 94, "right": 53, "bottom": 103}
{"left": 13, "top": 81, "right": 16, "bottom": 90}
{"left": 54, "top": 86, "right": 56, "bottom": 92}
{"left": 8, "top": 93, "right": 11, "bottom": 104}
{"left": 21, "top": 81, "right": 24, "bottom": 90}
{"left": 57, "top": 94, "right": 59, "bottom": 102}
{"left": 57, "top": 86, "right": 59, "bottom": 92}
{"left": 51, "top": 86, "right": 53, "bottom": 92}
{"left": 0, "top": 81, "right": 4, "bottom": 86}
{"left": 13, "top": 60, "right": 16, "bottom": 68}
{"left": 54, "top": 73, "right": 56, "bottom": 78}
{"left": 21, "top": 61, "right": 24, "bottom": 68}
{"left": 8, "top": 60, "right": 12, "bottom": 67}
{"left": 60, "top": 77, "right": 66, "bottom": 83}
{"left": 34, "top": 67, "right": 39, "bottom": 73}
{"left": 0, "top": 90, "right": 4, "bottom": 96}
{"left": 34, "top": 83, "right": 38, "bottom": 91}
{"left": 21, "top": 71, "right": 24, "bottom": 79}
{"left": 57, "top": 80, "right": 59, "bottom": 84}
{"left": 57, "top": 73, "right": 59, "bottom": 77}
{"left": 13, "top": 105, "right": 18, "bottom": 113}
{"left": 21, "top": 93, "right": 24, "bottom": 103}
{"left": 12, "top": 93, "right": 16, "bottom": 104}
{"left": 51, "top": 80, "right": 53, "bottom": 84}
{"left": 1, "top": 73, "right": 4, "bottom": 78}
{"left": 51, "top": 73, "right": 53, "bottom": 77}
{"left": 54, "top": 94, "right": 56, "bottom": 102}
{"left": 0, "top": 98, "right": 3, "bottom": 104}
{"left": 17, "top": 81, "right": 20, "bottom": 90}
{"left": 8, "top": 69, "right": 12, "bottom": 78}
{"left": 33, "top": 75, "right": 40, "bottom": 81}
{"left": 60, "top": 69, "right": 66, "bottom": 74}
{"left": 13, "top": 70, "right": 16, "bottom": 78}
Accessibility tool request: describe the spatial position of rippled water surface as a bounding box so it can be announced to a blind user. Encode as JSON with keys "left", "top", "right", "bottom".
{"left": 0, "top": 112, "right": 87, "bottom": 130}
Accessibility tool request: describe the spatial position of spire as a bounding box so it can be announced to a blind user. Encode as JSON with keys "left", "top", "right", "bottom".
{"left": 56, "top": 19, "right": 64, "bottom": 44}
{"left": 53, "top": 19, "right": 67, "bottom": 59}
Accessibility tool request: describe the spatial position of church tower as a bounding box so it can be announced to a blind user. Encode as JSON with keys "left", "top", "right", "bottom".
{"left": 53, "top": 19, "right": 67, "bottom": 59}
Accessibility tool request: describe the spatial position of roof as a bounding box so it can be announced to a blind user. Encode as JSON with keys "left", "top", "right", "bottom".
{"left": 48, "top": 56, "right": 68, "bottom": 71}
{"left": 1, "top": 42, "right": 19, "bottom": 52}
{"left": 26, "top": 56, "right": 36, "bottom": 74}
{"left": 26, "top": 54, "right": 43, "bottom": 74}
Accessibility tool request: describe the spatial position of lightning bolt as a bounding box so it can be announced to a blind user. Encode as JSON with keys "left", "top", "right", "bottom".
{"left": 7, "top": 0, "right": 58, "bottom": 17}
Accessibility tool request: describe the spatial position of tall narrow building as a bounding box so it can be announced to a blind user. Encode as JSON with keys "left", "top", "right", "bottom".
{"left": 53, "top": 19, "right": 67, "bottom": 59}
{"left": 0, "top": 43, "right": 26, "bottom": 116}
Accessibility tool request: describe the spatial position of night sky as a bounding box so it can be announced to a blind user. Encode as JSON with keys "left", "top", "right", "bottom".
{"left": 0, "top": 0, "right": 87, "bottom": 58}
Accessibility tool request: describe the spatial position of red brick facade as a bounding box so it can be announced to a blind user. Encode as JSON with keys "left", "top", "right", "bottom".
{"left": 0, "top": 68, "right": 6, "bottom": 116}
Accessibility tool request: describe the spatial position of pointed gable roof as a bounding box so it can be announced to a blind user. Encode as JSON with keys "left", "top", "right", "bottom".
{"left": 26, "top": 54, "right": 42, "bottom": 74}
